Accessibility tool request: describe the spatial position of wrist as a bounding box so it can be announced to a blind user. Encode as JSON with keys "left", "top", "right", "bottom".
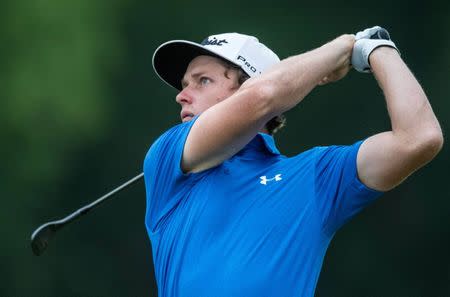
{"left": 332, "top": 34, "right": 355, "bottom": 68}
{"left": 321, "top": 34, "right": 354, "bottom": 55}
{"left": 369, "top": 46, "right": 400, "bottom": 65}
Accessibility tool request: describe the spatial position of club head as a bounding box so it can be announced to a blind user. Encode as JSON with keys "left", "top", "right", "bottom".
{"left": 30, "top": 221, "right": 62, "bottom": 256}
{"left": 30, "top": 172, "right": 144, "bottom": 256}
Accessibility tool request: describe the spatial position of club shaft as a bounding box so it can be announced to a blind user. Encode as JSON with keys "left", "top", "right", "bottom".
{"left": 79, "top": 172, "right": 144, "bottom": 214}
{"left": 48, "top": 172, "right": 144, "bottom": 225}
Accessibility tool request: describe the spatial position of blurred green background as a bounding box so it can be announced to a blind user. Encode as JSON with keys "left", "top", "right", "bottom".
{"left": 1, "top": 0, "right": 449, "bottom": 296}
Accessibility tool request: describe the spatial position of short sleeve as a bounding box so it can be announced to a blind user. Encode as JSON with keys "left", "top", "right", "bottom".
{"left": 143, "top": 118, "right": 203, "bottom": 233}
{"left": 314, "top": 140, "right": 383, "bottom": 236}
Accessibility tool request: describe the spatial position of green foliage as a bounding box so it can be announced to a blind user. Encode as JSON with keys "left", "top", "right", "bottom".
{"left": 0, "top": 0, "right": 125, "bottom": 186}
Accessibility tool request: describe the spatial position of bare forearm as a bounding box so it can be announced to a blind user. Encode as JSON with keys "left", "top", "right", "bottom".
{"left": 181, "top": 34, "right": 356, "bottom": 173}
{"left": 370, "top": 48, "right": 443, "bottom": 145}
{"left": 242, "top": 34, "right": 355, "bottom": 114}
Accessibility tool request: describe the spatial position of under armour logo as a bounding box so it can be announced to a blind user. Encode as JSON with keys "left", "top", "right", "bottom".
{"left": 201, "top": 37, "right": 228, "bottom": 46}
{"left": 260, "top": 174, "right": 282, "bottom": 185}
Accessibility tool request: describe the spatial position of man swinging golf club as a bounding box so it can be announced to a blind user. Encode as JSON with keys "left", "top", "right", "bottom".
{"left": 144, "top": 26, "right": 443, "bottom": 296}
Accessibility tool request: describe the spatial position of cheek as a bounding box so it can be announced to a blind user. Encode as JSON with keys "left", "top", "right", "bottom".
{"left": 217, "top": 89, "right": 237, "bottom": 103}
{"left": 207, "top": 87, "right": 226, "bottom": 103}
{"left": 215, "top": 94, "right": 229, "bottom": 103}
{"left": 215, "top": 86, "right": 236, "bottom": 103}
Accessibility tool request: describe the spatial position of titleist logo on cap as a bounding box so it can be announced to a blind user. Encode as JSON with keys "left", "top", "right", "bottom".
{"left": 201, "top": 37, "right": 229, "bottom": 46}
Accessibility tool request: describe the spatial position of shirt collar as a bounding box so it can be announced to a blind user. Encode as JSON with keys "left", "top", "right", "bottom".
{"left": 239, "top": 133, "right": 280, "bottom": 156}
{"left": 258, "top": 133, "right": 280, "bottom": 155}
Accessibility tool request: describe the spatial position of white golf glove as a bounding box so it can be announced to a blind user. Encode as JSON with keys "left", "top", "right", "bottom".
{"left": 351, "top": 26, "right": 400, "bottom": 73}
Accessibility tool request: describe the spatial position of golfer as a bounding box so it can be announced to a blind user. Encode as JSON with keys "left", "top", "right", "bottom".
{"left": 143, "top": 26, "right": 443, "bottom": 296}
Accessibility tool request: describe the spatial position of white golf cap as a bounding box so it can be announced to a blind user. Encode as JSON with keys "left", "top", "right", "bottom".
{"left": 152, "top": 33, "right": 280, "bottom": 91}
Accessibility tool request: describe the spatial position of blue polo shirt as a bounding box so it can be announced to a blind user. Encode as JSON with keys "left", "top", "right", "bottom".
{"left": 144, "top": 119, "right": 382, "bottom": 297}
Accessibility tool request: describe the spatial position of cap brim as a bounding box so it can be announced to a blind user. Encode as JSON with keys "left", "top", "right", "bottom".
{"left": 152, "top": 40, "right": 235, "bottom": 91}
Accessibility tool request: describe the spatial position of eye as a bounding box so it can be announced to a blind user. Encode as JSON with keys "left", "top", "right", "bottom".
{"left": 200, "top": 77, "right": 212, "bottom": 86}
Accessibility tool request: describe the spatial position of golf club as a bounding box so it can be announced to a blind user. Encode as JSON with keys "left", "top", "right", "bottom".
{"left": 30, "top": 172, "right": 144, "bottom": 256}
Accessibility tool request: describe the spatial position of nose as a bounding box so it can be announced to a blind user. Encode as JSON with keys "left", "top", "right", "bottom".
{"left": 175, "top": 88, "right": 193, "bottom": 105}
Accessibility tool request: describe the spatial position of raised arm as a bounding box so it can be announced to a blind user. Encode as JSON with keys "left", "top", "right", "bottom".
{"left": 356, "top": 46, "right": 443, "bottom": 191}
{"left": 182, "top": 35, "right": 355, "bottom": 173}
